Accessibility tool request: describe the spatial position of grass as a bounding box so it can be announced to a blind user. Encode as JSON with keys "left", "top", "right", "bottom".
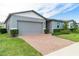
{"left": 57, "top": 33, "right": 79, "bottom": 42}
{"left": 0, "top": 34, "right": 42, "bottom": 56}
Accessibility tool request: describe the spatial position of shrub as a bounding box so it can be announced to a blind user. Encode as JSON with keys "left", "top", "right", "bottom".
{"left": 53, "top": 29, "right": 63, "bottom": 33}
{"left": 52, "top": 32, "right": 62, "bottom": 35}
{"left": 44, "top": 29, "right": 49, "bottom": 34}
{"left": 70, "top": 29, "right": 74, "bottom": 32}
{"left": 52, "top": 29, "right": 70, "bottom": 35}
{"left": 75, "top": 29, "right": 79, "bottom": 33}
{"left": 52, "top": 29, "right": 63, "bottom": 35}
{"left": 61, "top": 29, "right": 70, "bottom": 34}
{"left": 69, "top": 28, "right": 79, "bottom": 33}
{"left": 0, "top": 28, "right": 7, "bottom": 34}
{"left": 10, "top": 29, "right": 18, "bottom": 37}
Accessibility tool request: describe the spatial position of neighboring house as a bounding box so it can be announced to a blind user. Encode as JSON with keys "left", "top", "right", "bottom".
{"left": 68, "top": 20, "right": 77, "bottom": 29}
{"left": 46, "top": 19, "right": 65, "bottom": 33}
{"left": 5, "top": 10, "right": 46, "bottom": 36}
{"left": 76, "top": 23, "right": 79, "bottom": 28}
{"left": 46, "top": 19, "right": 76, "bottom": 33}
{"left": 5, "top": 10, "right": 77, "bottom": 36}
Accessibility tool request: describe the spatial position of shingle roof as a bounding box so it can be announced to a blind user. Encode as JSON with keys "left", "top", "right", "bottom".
{"left": 47, "top": 19, "right": 65, "bottom": 22}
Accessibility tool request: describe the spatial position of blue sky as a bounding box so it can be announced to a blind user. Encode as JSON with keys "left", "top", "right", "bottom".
{"left": 0, "top": 3, "right": 79, "bottom": 23}
{"left": 34, "top": 3, "right": 79, "bottom": 22}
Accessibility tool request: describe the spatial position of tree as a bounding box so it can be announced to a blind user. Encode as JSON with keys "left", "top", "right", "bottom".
{"left": 73, "top": 21, "right": 78, "bottom": 30}
{"left": 63, "top": 21, "right": 68, "bottom": 30}
{"left": 63, "top": 21, "right": 70, "bottom": 34}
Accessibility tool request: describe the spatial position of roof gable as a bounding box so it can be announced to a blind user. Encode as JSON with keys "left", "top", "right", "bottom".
{"left": 5, "top": 10, "right": 47, "bottom": 23}
{"left": 15, "top": 11, "right": 43, "bottom": 19}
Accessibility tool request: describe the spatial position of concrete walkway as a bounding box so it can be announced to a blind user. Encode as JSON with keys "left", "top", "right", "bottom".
{"left": 20, "top": 34, "right": 75, "bottom": 55}
{"left": 46, "top": 42, "right": 79, "bottom": 56}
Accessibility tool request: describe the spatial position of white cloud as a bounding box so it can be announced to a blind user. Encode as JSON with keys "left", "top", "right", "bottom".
{"left": 63, "top": 4, "right": 79, "bottom": 13}
{"left": 42, "top": 3, "right": 74, "bottom": 18}
{"left": 34, "top": 3, "right": 59, "bottom": 14}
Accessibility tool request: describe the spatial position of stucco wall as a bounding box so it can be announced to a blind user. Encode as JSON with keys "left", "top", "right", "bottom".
{"left": 77, "top": 23, "right": 79, "bottom": 28}
{"left": 6, "top": 17, "right": 11, "bottom": 33}
{"left": 6, "top": 14, "right": 46, "bottom": 32}
{"left": 68, "top": 21, "right": 74, "bottom": 29}
{"left": 48, "top": 21, "right": 64, "bottom": 33}
{"left": 52, "top": 21, "right": 64, "bottom": 29}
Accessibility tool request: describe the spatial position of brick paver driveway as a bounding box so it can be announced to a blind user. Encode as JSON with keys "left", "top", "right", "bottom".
{"left": 20, "top": 34, "right": 75, "bottom": 55}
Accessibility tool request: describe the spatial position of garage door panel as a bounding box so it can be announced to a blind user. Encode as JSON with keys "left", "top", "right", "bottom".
{"left": 18, "top": 21, "right": 43, "bottom": 35}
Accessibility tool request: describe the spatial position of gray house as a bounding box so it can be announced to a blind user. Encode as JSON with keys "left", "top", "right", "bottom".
{"left": 46, "top": 19, "right": 65, "bottom": 33}
{"left": 5, "top": 10, "right": 46, "bottom": 36}
{"left": 5, "top": 10, "right": 76, "bottom": 36}
{"left": 68, "top": 20, "right": 77, "bottom": 29}
{"left": 76, "top": 23, "right": 79, "bottom": 28}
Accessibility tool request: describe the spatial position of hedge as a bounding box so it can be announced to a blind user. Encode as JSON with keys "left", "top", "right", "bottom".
{"left": 52, "top": 29, "right": 70, "bottom": 35}
{"left": 0, "top": 28, "right": 7, "bottom": 34}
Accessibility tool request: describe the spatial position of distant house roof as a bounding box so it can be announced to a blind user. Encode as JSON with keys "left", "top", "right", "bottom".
{"left": 4, "top": 10, "right": 47, "bottom": 23}
{"left": 67, "top": 20, "right": 75, "bottom": 22}
{"left": 46, "top": 19, "right": 76, "bottom": 23}
{"left": 47, "top": 19, "right": 65, "bottom": 22}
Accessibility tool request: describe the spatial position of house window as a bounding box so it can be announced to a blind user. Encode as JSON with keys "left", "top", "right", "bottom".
{"left": 57, "top": 25, "right": 59, "bottom": 28}
{"left": 70, "top": 26, "right": 72, "bottom": 28}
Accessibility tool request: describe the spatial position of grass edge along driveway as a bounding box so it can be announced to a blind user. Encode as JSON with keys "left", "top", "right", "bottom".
{"left": 0, "top": 34, "right": 42, "bottom": 56}
{"left": 57, "top": 33, "right": 79, "bottom": 42}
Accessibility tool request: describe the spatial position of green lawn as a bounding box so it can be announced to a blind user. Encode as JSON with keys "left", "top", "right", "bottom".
{"left": 57, "top": 33, "right": 79, "bottom": 42}
{"left": 0, "top": 34, "right": 42, "bottom": 56}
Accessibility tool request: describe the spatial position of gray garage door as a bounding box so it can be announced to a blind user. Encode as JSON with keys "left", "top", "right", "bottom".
{"left": 18, "top": 21, "right": 44, "bottom": 35}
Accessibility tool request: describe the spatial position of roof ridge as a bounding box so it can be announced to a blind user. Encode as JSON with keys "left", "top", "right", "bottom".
{"left": 10, "top": 10, "right": 34, "bottom": 15}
